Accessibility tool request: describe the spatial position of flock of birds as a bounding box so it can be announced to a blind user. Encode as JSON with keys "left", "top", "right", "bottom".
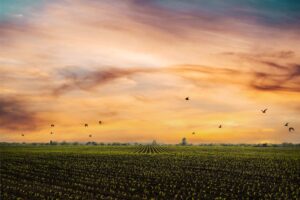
{"left": 50, "top": 121, "right": 102, "bottom": 138}
{"left": 21, "top": 121, "right": 103, "bottom": 137}
{"left": 20, "top": 97, "right": 296, "bottom": 138}
{"left": 260, "top": 109, "right": 294, "bottom": 132}
{"left": 185, "top": 97, "right": 295, "bottom": 135}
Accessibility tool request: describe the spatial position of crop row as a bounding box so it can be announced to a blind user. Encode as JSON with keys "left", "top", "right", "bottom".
{"left": 133, "top": 145, "right": 169, "bottom": 154}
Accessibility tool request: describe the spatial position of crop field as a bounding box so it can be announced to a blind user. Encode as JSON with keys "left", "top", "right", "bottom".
{"left": 1, "top": 145, "right": 300, "bottom": 199}
{"left": 133, "top": 145, "right": 169, "bottom": 154}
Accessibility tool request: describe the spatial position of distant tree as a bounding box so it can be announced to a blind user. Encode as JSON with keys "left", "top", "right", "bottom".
{"left": 152, "top": 140, "right": 157, "bottom": 145}
{"left": 261, "top": 143, "right": 268, "bottom": 147}
{"left": 49, "top": 140, "right": 58, "bottom": 145}
{"left": 181, "top": 137, "right": 187, "bottom": 146}
{"left": 86, "top": 141, "right": 97, "bottom": 145}
{"left": 282, "top": 142, "right": 293, "bottom": 147}
{"left": 60, "top": 141, "right": 68, "bottom": 145}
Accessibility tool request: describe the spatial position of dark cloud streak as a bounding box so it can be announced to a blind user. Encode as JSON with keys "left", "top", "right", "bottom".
{"left": 52, "top": 67, "right": 156, "bottom": 96}
{"left": 52, "top": 63, "right": 300, "bottom": 97}
{"left": 221, "top": 51, "right": 300, "bottom": 92}
{"left": 0, "top": 96, "right": 42, "bottom": 131}
{"left": 251, "top": 64, "right": 300, "bottom": 92}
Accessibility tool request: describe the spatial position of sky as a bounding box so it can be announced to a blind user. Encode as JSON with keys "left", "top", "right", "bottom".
{"left": 0, "top": 0, "right": 299, "bottom": 144}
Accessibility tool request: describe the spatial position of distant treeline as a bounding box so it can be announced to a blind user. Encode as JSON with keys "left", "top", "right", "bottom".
{"left": 0, "top": 142, "right": 299, "bottom": 147}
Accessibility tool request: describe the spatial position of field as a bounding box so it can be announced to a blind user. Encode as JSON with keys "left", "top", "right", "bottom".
{"left": 1, "top": 145, "right": 300, "bottom": 200}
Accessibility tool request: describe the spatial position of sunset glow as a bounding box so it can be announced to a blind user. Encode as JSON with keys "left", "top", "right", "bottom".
{"left": 0, "top": 0, "right": 299, "bottom": 143}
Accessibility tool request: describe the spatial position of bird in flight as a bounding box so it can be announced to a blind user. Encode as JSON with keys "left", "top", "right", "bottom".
{"left": 50, "top": 132, "right": 54, "bottom": 135}
{"left": 89, "top": 134, "right": 92, "bottom": 137}
{"left": 185, "top": 97, "right": 189, "bottom": 101}
{"left": 192, "top": 132, "right": 195, "bottom": 135}
{"left": 51, "top": 124, "right": 55, "bottom": 127}
{"left": 99, "top": 121, "right": 102, "bottom": 125}
{"left": 21, "top": 134, "right": 24, "bottom": 136}
{"left": 289, "top": 127, "right": 295, "bottom": 132}
{"left": 219, "top": 125, "right": 222, "bottom": 128}
{"left": 85, "top": 124, "right": 88, "bottom": 127}
{"left": 285, "top": 123, "right": 289, "bottom": 127}
{"left": 261, "top": 109, "right": 267, "bottom": 113}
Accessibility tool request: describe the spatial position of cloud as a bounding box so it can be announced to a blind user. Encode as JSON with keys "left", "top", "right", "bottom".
{"left": 222, "top": 50, "right": 295, "bottom": 59}
{"left": 0, "top": 96, "right": 43, "bottom": 131}
{"left": 170, "top": 63, "right": 300, "bottom": 93}
{"left": 51, "top": 63, "right": 300, "bottom": 97}
{"left": 220, "top": 51, "right": 300, "bottom": 92}
{"left": 51, "top": 64, "right": 249, "bottom": 97}
{"left": 251, "top": 64, "right": 300, "bottom": 92}
{"left": 52, "top": 67, "right": 156, "bottom": 96}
